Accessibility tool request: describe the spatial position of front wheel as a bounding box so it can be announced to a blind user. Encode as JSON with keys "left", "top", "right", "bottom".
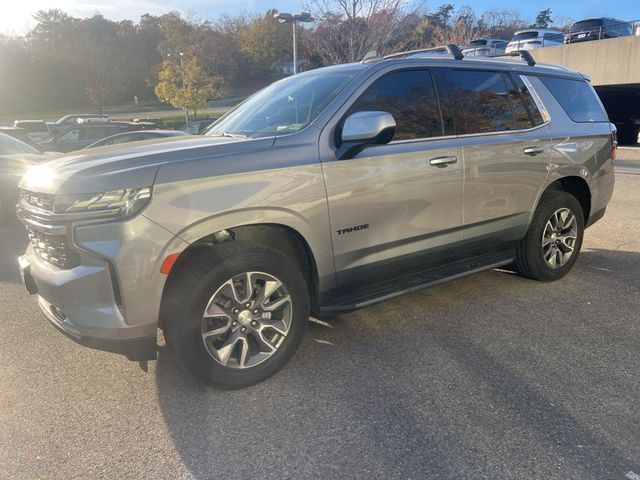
{"left": 515, "top": 190, "right": 585, "bottom": 281}
{"left": 163, "top": 243, "right": 309, "bottom": 389}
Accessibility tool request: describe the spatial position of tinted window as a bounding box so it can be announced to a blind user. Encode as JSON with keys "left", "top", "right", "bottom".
{"left": 571, "top": 20, "right": 603, "bottom": 31}
{"left": 58, "top": 129, "right": 81, "bottom": 143}
{"left": 468, "top": 40, "right": 487, "bottom": 46}
{"left": 444, "top": 70, "right": 515, "bottom": 134}
{"left": 539, "top": 77, "right": 608, "bottom": 122}
{"left": 510, "top": 75, "right": 545, "bottom": 128}
{"left": 349, "top": 69, "right": 443, "bottom": 141}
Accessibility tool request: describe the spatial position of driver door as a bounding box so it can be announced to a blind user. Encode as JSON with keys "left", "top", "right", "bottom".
{"left": 320, "top": 68, "right": 464, "bottom": 286}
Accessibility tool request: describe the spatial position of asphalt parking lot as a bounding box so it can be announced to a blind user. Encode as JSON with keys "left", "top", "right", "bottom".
{"left": 1, "top": 156, "right": 640, "bottom": 480}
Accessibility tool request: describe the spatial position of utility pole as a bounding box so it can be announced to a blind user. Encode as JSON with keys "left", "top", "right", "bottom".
{"left": 168, "top": 52, "right": 189, "bottom": 123}
{"left": 273, "top": 12, "right": 314, "bottom": 75}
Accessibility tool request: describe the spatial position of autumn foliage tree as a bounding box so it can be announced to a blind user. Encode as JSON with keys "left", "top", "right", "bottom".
{"left": 155, "top": 56, "right": 227, "bottom": 119}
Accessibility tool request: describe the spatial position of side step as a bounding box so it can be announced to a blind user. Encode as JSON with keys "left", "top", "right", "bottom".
{"left": 318, "top": 250, "right": 515, "bottom": 314}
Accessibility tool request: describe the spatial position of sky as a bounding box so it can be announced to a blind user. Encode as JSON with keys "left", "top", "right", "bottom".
{"left": 1, "top": 0, "right": 639, "bottom": 35}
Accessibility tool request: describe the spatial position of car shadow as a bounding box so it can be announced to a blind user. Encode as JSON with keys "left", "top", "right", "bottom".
{"left": 0, "top": 224, "right": 29, "bottom": 283}
{"left": 154, "top": 247, "right": 640, "bottom": 479}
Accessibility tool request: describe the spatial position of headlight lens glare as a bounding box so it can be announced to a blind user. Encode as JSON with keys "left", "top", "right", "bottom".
{"left": 53, "top": 187, "right": 152, "bottom": 219}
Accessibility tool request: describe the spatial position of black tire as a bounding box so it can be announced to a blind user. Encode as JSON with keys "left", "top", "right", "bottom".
{"left": 163, "top": 242, "right": 309, "bottom": 389}
{"left": 514, "top": 190, "right": 585, "bottom": 282}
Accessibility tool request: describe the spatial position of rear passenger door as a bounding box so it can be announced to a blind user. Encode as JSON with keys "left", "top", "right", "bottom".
{"left": 436, "top": 68, "right": 551, "bottom": 245}
{"left": 321, "top": 68, "right": 464, "bottom": 286}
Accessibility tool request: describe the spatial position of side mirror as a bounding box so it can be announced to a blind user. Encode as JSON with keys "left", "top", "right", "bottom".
{"left": 338, "top": 111, "right": 396, "bottom": 159}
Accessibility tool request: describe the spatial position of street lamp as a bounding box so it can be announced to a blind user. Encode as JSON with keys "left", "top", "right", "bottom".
{"left": 273, "top": 12, "right": 314, "bottom": 75}
{"left": 167, "top": 52, "right": 189, "bottom": 123}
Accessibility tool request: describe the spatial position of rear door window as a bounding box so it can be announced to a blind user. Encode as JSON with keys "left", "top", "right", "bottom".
{"left": 439, "top": 69, "right": 516, "bottom": 134}
{"left": 539, "top": 76, "right": 608, "bottom": 122}
{"left": 510, "top": 75, "right": 545, "bottom": 128}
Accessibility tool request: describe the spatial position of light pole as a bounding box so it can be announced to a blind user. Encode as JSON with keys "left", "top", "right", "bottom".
{"left": 167, "top": 52, "right": 189, "bottom": 123}
{"left": 273, "top": 12, "right": 314, "bottom": 75}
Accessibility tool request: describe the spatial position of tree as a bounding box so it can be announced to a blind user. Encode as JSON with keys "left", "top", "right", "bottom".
{"left": 155, "top": 56, "right": 227, "bottom": 118}
{"left": 80, "top": 42, "right": 128, "bottom": 114}
{"left": 306, "top": 0, "right": 420, "bottom": 63}
{"left": 238, "top": 10, "right": 292, "bottom": 80}
{"left": 531, "top": 8, "right": 553, "bottom": 29}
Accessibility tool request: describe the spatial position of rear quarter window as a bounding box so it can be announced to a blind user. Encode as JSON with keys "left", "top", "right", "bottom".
{"left": 539, "top": 77, "right": 608, "bottom": 123}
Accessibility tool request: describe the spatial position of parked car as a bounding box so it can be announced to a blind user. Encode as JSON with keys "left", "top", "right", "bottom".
{"left": 566, "top": 18, "right": 633, "bottom": 43}
{"left": 39, "top": 122, "right": 145, "bottom": 152}
{"left": 506, "top": 29, "right": 564, "bottom": 52}
{"left": 179, "top": 118, "right": 215, "bottom": 134}
{"left": 0, "top": 133, "right": 51, "bottom": 226}
{"left": 84, "top": 130, "right": 189, "bottom": 149}
{"left": 461, "top": 38, "right": 508, "bottom": 56}
{"left": 17, "top": 48, "right": 616, "bottom": 388}
{"left": 46, "top": 114, "right": 107, "bottom": 135}
{"left": 13, "top": 120, "right": 51, "bottom": 143}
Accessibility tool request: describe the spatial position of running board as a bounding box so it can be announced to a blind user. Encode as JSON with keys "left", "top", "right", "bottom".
{"left": 318, "top": 251, "right": 515, "bottom": 314}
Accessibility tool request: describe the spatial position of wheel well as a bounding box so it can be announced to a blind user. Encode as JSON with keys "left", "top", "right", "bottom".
{"left": 159, "top": 224, "right": 319, "bottom": 327}
{"left": 546, "top": 177, "right": 591, "bottom": 222}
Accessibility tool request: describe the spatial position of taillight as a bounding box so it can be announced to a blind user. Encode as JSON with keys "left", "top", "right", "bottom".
{"left": 611, "top": 129, "right": 617, "bottom": 162}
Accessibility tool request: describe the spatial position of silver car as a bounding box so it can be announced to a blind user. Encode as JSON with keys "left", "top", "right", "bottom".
{"left": 17, "top": 48, "right": 616, "bottom": 388}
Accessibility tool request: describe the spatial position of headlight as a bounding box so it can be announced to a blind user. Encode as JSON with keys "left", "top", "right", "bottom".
{"left": 53, "top": 187, "right": 152, "bottom": 219}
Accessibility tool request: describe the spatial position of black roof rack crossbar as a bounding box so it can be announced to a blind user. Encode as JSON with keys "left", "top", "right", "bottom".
{"left": 490, "top": 50, "right": 536, "bottom": 66}
{"left": 383, "top": 44, "right": 464, "bottom": 61}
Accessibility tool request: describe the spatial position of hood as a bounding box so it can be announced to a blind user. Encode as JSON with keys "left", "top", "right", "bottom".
{"left": 19, "top": 135, "right": 275, "bottom": 195}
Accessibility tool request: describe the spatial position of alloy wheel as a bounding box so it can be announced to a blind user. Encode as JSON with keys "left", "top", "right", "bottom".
{"left": 201, "top": 272, "right": 292, "bottom": 369}
{"left": 541, "top": 208, "right": 578, "bottom": 268}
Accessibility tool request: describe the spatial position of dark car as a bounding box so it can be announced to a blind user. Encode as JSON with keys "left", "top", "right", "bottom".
{"left": 47, "top": 114, "right": 110, "bottom": 135}
{"left": 0, "top": 133, "right": 51, "bottom": 226}
{"left": 13, "top": 120, "right": 51, "bottom": 143}
{"left": 566, "top": 18, "right": 633, "bottom": 43}
{"left": 84, "top": 130, "right": 189, "bottom": 149}
{"left": 39, "top": 122, "right": 144, "bottom": 153}
{"left": 178, "top": 118, "right": 214, "bottom": 134}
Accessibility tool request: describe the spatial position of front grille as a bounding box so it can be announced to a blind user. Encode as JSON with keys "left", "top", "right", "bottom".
{"left": 19, "top": 190, "right": 55, "bottom": 212}
{"left": 25, "top": 226, "right": 80, "bottom": 270}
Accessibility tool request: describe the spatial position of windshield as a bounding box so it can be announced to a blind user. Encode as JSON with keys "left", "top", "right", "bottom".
{"left": 207, "top": 70, "right": 358, "bottom": 139}
{"left": 468, "top": 40, "right": 488, "bottom": 46}
{"left": 571, "top": 20, "right": 604, "bottom": 31}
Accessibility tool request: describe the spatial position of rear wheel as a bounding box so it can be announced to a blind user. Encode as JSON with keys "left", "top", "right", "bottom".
{"left": 163, "top": 242, "right": 309, "bottom": 389}
{"left": 515, "top": 190, "right": 585, "bottom": 281}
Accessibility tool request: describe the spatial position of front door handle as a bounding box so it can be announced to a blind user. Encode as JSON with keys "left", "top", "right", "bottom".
{"left": 429, "top": 155, "right": 458, "bottom": 167}
{"left": 523, "top": 146, "right": 545, "bottom": 156}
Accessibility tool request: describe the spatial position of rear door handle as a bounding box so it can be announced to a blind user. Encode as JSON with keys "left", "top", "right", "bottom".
{"left": 429, "top": 155, "right": 458, "bottom": 167}
{"left": 523, "top": 146, "right": 545, "bottom": 156}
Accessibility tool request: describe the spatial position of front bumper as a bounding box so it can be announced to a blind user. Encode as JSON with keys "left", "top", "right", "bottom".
{"left": 17, "top": 202, "right": 189, "bottom": 361}
{"left": 19, "top": 251, "right": 158, "bottom": 361}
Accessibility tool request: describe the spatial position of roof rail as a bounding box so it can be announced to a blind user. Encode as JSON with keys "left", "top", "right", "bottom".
{"left": 384, "top": 44, "right": 464, "bottom": 61}
{"left": 490, "top": 50, "right": 536, "bottom": 66}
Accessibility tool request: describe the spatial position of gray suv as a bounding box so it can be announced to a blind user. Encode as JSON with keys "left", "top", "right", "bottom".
{"left": 17, "top": 48, "right": 616, "bottom": 388}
